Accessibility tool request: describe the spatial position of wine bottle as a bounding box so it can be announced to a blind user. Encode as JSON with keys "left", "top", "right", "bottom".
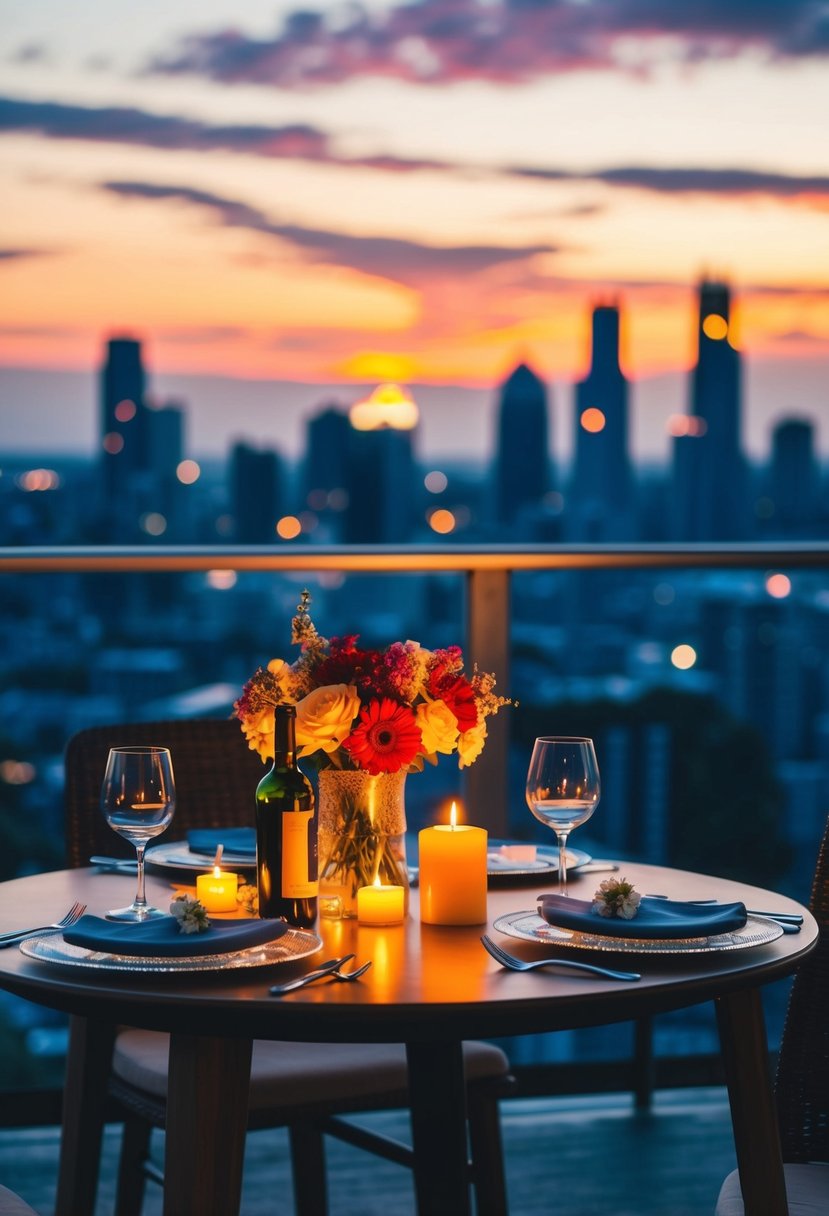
{"left": 255, "top": 703, "right": 318, "bottom": 926}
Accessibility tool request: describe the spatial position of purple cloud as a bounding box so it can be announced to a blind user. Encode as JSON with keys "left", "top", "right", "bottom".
{"left": 148, "top": 0, "right": 829, "bottom": 88}
{"left": 0, "top": 247, "right": 50, "bottom": 262}
{"left": 102, "top": 180, "right": 557, "bottom": 282}
{"left": 512, "top": 164, "right": 829, "bottom": 198}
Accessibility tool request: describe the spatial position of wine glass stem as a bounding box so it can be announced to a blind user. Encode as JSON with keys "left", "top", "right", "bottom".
{"left": 557, "top": 830, "right": 570, "bottom": 895}
{"left": 133, "top": 844, "right": 148, "bottom": 911}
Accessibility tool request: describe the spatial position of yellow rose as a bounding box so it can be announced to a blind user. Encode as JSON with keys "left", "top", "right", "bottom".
{"left": 241, "top": 707, "right": 275, "bottom": 763}
{"left": 415, "top": 699, "right": 459, "bottom": 757}
{"left": 457, "top": 721, "right": 487, "bottom": 769}
{"left": 295, "top": 684, "right": 360, "bottom": 757}
{"left": 267, "top": 658, "right": 296, "bottom": 700}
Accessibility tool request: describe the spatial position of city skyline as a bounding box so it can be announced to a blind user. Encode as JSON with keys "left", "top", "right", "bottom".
{"left": 1, "top": 0, "right": 827, "bottom": 448}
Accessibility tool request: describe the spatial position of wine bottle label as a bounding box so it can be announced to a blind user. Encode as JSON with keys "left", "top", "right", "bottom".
{"left": 281, "top": 809, "right": 318, "bottom": 898}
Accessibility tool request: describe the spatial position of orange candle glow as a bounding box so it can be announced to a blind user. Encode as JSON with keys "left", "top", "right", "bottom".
{"left": 196, "top": 867, "right": 238, "bottom": 912}
{"left": 419, "top": 802, "right": 488, "bottom": 926}
{"left": 357, "top": 878, "right": 405, "bottom": 926}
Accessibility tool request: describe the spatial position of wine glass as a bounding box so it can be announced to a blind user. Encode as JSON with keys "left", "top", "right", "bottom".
{"left": 101, "top": 746, "right": 176, "bottom": 921}
{"left": 525, "top": 736, "right": 600, "bottom": 895}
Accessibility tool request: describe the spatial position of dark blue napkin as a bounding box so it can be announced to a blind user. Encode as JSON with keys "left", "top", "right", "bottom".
{"left": 537, "top": 894, "right": 747, "bottom": 939}
{"left": 64, "top": 914, "right": 287, "bottom": 957}
{"left": 187, "top": 828, "right": 256, "bottom": 860}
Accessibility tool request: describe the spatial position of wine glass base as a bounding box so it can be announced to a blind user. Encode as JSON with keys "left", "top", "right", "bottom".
{"left": 105, "top": 904, "right": 168, "bottom": 922}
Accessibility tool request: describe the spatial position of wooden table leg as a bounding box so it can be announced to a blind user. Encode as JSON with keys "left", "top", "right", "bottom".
{"left": 163, "top": 1032, "right": 252, "bottom": 1216}
{"left": 715, "top": 988, "right": 789, "bottom": 1216}
{"left": 406, "top": 1039, "right": 471, "bottom": 1216}
{"left": 55, "top": 1014, "right": 117, "bottom": 1216}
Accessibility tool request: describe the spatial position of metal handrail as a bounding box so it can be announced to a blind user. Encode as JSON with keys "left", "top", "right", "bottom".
{"left": 4, "top": 543, "right": 828, "bottom": 833}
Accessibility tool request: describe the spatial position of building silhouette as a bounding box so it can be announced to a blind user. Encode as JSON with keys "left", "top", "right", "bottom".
{"left": 673, "top": 279, "right": 745, "bottom": 540}
{"left": 569, "top": 303, "right": 632, "bottom": 540}
{"left": 99, "top": 336, "right": 149, "bottom": 539}
{"left": 342, "top": 386, "right": 419, "bottom": 544}
{"left": 770, "top": 418, "right": 819, "bottom": 534}
{"left": 494, "top": 362, "right": 549, "bottom": 526}
{"left": 230, "top": 442, "right": 281, "bottom": 543}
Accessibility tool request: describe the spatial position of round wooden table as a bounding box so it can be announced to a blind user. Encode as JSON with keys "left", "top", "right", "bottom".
{"left": 0, "top": 863, "right": 815, "bottom": 1216}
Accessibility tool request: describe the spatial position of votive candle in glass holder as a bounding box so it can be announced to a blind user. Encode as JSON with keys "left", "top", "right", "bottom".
{"left": 419, "top": 802, "right": 487, "bottom": 926}
{"left": 357, "top": 881, "right": 405, "bottom": 926}
{"left": 196, "top": 868, "right": 238, "bottom": 912}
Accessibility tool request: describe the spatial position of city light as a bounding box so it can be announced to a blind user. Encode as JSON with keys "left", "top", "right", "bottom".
{"left": 424, "top": 470, "right": 448, "bottom": 494}
{"left": 666, "top": 415, "right": 708, "bottom": 438}
{"left": 766, "top": 573, "right": 792, "bottom": 599}
{"left": 176, "top": 459, "right": 201, "bottom": 485}
{"left": 670, "top": 644, "right": 697, "bottom": 670}
{"left": 580, "top": 407, "right": 606, "bottom": 433}
{"left": 206, "top": 570, "right": 237, "bottom": 590}
{"left": 428, "top": 508, "right": 456, "bottom": 534}
{"left": 702, "top": 314, "right": 729, "bottom": 341}
{"left": 276, "top": 515, "right": 302, "bottom": 539}
{"left": 16, "top": 468, "right": 60, "bottom": 491}
{"left": 0, "top": 759, "right": 36, "bottom": 784}
{"left": 114, "top": 399, "right": 137, "bottom": 423}
{"left": 140, "top": 512, "right": 167, "bottom": 536}
{"left": 102, "top": 432, "right": 124, "bottom": 454}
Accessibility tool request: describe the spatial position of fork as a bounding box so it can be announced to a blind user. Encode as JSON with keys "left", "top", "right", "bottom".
{"left": 0, "top": 901, "right": 87, "bottom": 948}
{"left": 269, "top": 955, "right": 371, "bottom": 996}
{"left": 480, "top": 935, "right": 640, "bottom": 982}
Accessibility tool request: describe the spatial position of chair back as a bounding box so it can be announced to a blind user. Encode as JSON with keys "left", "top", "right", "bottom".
{"left": 63, "top": 719, "right": 266, "bottom": 866}
{"left": 774, "top": 810, "right": 829, "bottom": 1164}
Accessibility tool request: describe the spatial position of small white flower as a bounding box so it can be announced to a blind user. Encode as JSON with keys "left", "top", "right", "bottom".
{"left": 592, "top": 878, "right": 640, "bottom": 920}
{"left": 170, "top": 893, "right": 210, "bottom": 934}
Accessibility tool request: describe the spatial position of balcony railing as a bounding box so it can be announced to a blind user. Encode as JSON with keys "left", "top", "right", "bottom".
{"left": 3, "top": 541, "right": 828, "bottom": 836}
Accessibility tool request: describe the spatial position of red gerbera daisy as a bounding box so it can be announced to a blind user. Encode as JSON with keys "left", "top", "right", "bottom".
{"left": 433, "top": 674, "right": 479, "bottom": 733}
{"left": 342, "top": 698, "right": 422, "bottom": 775}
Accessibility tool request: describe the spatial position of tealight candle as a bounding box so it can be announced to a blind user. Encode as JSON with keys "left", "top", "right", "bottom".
{"left": 196, "top": 867, "right": 238, "bottom": 912}
{"left": 357, "top": 880, "right": 405, "bottom": 926}
{"left": 419, "top": 802, "right": 487, "bottom": 926}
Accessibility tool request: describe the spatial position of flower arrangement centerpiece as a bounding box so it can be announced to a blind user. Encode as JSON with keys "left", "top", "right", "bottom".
{"left": 234, "top": 591, "right": 510, "bottom": 917}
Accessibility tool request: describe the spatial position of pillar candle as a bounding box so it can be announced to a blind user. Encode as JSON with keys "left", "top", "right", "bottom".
{"left": 419, "top": 803, "right": 487, "bottom": 925}
{"left": 357, "top": 882, "right": 405, "bottom": 926}
{"left": 196, "top": 868, "right": 238, "bottom": 912}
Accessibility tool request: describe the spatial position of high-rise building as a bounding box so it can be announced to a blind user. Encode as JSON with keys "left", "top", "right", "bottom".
{"left": 673, "top": 279, "right": 745, "bottom": 539}
{"left": 230, "top": 442, "right": 281, "bottom": 543}
{"left": 305, "top": 405, "right": 351, "bottom": 507}
{"left": 494, "top": 363, "right": 549, "bottom": 526}
{"left": 770, "top": 418, "right": 819, "bottom": 534}
{"left": 99, "top": 336, "right": 151, "bottom": 540}
{"left": 342, "top": 385, "right": 418, "bottom": 544}
{"left": 569, "top": 303, "right": 632, "bottom": 540}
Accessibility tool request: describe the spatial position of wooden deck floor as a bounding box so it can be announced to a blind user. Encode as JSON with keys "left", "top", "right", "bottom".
{"left": 0, "top": 1088, "right": 737, "bottom": 1215}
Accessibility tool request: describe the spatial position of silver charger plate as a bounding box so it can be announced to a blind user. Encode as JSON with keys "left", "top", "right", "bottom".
{"left": 492, "top": 910, "right": 784, "bottom": 955}
{"left": 19, "top": 927, "right": 322, "bottom": 973}
{"left": 145, "top": 840, "right": 256, "bottom": 872}
{"left": 487, "top": 842, "right": 591, "bottom": 879}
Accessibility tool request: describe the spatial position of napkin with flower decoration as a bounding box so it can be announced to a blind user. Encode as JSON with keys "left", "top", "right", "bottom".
{"left": 64, "top": 914, "right": 288, "bottom": 957}
{"left": 537, "top": 894, "right": 747, "bottom": 939}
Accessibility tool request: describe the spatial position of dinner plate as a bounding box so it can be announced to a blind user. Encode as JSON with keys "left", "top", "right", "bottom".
{"left": 487, "top": 842, "right": 591, "bottom": 880}
{"left": 145, "top": 840, "right": 256, "bottom": 872}
{"left": 492, "top": 910, "right": 784, "bottom": 955}
{"left": 19, "top": 926, "right": 322, "bottom": 974}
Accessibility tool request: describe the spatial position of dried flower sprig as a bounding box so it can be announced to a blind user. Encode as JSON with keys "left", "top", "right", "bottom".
{"left": 236, "top": 883, "right": 259, "bottom": 915}
{"left": 592, "top": 877, "right": 641, "bottom": 920}
{"left": 170, "top": 893, "right": 211, "bottom": 934}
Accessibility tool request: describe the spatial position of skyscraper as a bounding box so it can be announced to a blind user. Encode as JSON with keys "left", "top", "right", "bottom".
{"left": 674, "top": 279, "right": 745, "bottom": 540}
{"left": 230, "top": 442, "right": 281, "bottom": 543}
{"left": 99, "top": 336, "right": 150, "bottom": 540}
{"left": 569, "top": 303, "right": 632, "bottom": 540}
{"left": 494, "top": 363, "right": 549, "bottom": 527}
{"left": 770, "top": 418, "right": 819, "bottom": 534}
{"left": 343, "top": 385, "right": 418, "bottom": 544}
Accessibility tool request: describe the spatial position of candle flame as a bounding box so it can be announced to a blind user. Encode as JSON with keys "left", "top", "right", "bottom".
{"left": 373, "top": 876, "right": 382, "bottom": 889}
{"left": 213, "top": 865, "right": 222, "bottom": 878}
{"left": 450, "top": 800, "right": 457, "bottom": 829}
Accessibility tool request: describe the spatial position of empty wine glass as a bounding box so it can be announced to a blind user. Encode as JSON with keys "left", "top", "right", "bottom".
{"left": 526, "top": 736, "right": 600, "bottom": 895}
{"left": 101, "top": 746, "right": 176, "bottom": 921}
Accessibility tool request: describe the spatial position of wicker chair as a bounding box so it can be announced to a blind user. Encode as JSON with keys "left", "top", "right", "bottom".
{"left": 64, "top": 720, "right": 513, "bottom": 1216}
{"left": 715, "top": 812, "right": 829, "bottom": 1215}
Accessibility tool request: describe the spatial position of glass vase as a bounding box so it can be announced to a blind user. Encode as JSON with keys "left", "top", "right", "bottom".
{"left": 317, "top": 768, "right": 409, "bottom": 919}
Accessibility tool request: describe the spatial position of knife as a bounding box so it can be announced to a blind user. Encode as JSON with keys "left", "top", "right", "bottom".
{"left": 269, "top": 955, "right": 355, "bottom": 996}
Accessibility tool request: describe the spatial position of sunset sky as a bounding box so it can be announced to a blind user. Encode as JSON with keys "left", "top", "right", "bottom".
{"left": 1, "top": 1, "right": 827, "bottom": 459}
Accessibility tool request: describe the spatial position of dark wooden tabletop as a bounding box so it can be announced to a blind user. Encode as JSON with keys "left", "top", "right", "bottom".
{"left": 0, "top": 861, "right": 816, "bottom": 1044}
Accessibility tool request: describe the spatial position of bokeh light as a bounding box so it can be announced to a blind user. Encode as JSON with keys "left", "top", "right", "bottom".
{"left": 670, "top": 644, "right": 697, "bottom": 670}
{"left": 424, "top": 470, "right": 448, "bottom": 494}
{"left": 276, "top": 515, "right": 302, "bottom": 539}
{"left": 580, "top": 407, "right": 606, "bottom": 433}
{"left": 765, "top": 573, "right": 792, "bottom": 599}
{"left": 176, "top": 459, "right": 201, "bottom": 485}
{"left": 428, "top": 508, "right": 456, "bottom": 534}
{"left": 702, "top": 314, "right": 729, "bottom": 340}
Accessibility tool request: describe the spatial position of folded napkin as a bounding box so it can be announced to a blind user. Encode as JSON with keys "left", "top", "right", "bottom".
{"left": 64, "top": 914, "right": 287, "bottom": 957}
{"left": 537, "top": 894, "right": 747, "bottom": 940}
{"left": 187, "top": 828, "right": 256, "bottom": 860}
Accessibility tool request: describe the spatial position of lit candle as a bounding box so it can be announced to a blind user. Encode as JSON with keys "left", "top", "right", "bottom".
{"left": 196, "top": 867, "right": 238, "bottom": 912}
{"left": 357, "top": 878, "right": 405, "bottom": 926}
{"left": 419, "top": 802, "right": 488, "bottom": 926}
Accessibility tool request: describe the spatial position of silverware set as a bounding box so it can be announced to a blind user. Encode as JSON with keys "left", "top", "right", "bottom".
{"left": 0, "top": 901, "right": 87, "bottom": 948}
{"left": 481, "top": 934, "right": 641, "bottom": 982}
{"left": 269, "top": 954, "right": 372, "bottom": 996}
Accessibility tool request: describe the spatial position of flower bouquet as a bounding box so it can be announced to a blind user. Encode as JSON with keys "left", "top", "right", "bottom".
{"left": 235, "top": 591, "right": 510, "bottom": 915}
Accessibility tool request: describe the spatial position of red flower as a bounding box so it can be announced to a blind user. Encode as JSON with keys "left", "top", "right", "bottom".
{"left": 342, "top": 698, "right": 422, "bottom": 774}
{"left": 432, "top": 674, "right": 479, "bottom": 732}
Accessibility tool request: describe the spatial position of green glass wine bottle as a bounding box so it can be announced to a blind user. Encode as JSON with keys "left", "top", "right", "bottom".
{"left": 255, "top": 703, "right": 318, "bottom": 927}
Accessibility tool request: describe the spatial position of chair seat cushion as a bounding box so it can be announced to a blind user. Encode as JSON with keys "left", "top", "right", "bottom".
{"left": 0, "top": 1186, "right": 38, "bottom": 1216}
{"left": 113, "top": 1030, "right": 509, "bottom": 1108}
{"left": 716, "top": 1164, "right": 829, "bottom": 1215}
